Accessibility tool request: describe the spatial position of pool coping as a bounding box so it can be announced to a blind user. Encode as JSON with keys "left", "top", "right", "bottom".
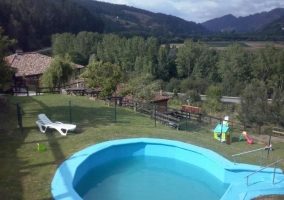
{"left": 51, "top": 138, "right": 284, "bottom": 200}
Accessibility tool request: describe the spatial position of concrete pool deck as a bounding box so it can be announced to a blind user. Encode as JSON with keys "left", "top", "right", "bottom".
{"left": 51, "top": 138, "right": 284, "bottom": 200}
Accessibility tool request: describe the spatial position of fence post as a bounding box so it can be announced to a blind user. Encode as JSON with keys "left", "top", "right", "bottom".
{"left": 186, "top": 112, "right": 189, "bottom": 131}
{"left": 267, "top": 132, "right": 272, "bottom": 158}
{"left": 114, "top": 99, "right": 117, "bottom": 123}
{"left": 154, "top": 104, "right": 157, "bottom": 127}
{"left": 26, "top": 86, "right": 29, "bottom": 96}
{"left": 16, "top": 102, "right": 23, "bottom": 132}
{"left": 69, "top": 101, "right": 72, "bottom": 124}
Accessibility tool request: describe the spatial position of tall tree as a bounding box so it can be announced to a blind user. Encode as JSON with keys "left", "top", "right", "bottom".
{"left": 96, "top": 34, "right": 121, "bottom": 64}
{"left": 252, "top": 45, "right": 277, "bottom": 84}
{"left": 238, "top": 81, "right": 269, "bottom": 134}
{"left": 175, "top": 39, "right": 196, "bottom": 78}
{"left": 144, "top": 37, "right": 159, "bottom": 75}
{"left": 0, "top": 27, "right": 16, "bottom": 91}
{"left": 52, "top": 33, "right": 76, "bottom": 57}
{"left": 155, "top": 46, "right": 170, "bottom": 81}
{"left": 122, "top": 73, "right": 160, "bottom": 102}
{"left": 72, "top": 31, "right": 101, "bottom": 65}
{"left": 204, "top": 85, "right": 222, "bottom": 114}
{"left": 269, "top": 88, "right": 284, "bottom": 127}
{"left": 80, "top": 61, "right": 122, "bottom": 98}
{"left": 217, "top": 44, "right": 253, "bottom": 96}
{"left": 40, "top": 55, "right": 75, "bottom": 87}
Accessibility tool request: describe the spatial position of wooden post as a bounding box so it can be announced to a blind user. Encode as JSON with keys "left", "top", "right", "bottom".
{"left": 69, "top": 101, "right": 72, "bottom": 124}
{"left": 154, "top": 104, "right": 157, "bottom": 127}
{"left": 26, "top": 86, "right": 29, "bottom": 96}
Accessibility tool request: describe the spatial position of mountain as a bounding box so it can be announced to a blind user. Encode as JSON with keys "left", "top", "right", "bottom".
{"left": 70, "top": 0, "right": 209, "bottom": 38}
{"left": 260, "top": 15, "right": 284, "bottom": 36}
{"left": 0, "top": 0, "right": 104, "bottom": 51}
{"left": 202, "top": 8, "right": 284, "bottom": 32}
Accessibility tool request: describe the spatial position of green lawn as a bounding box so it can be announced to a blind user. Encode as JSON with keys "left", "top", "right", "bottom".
{"left": 0, "top": 94, "right": 284, "bottom": 199}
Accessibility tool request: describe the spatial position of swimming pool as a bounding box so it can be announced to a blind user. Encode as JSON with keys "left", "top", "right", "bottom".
{"left": 51, "top": 138, "right": 284, "bottom": 200}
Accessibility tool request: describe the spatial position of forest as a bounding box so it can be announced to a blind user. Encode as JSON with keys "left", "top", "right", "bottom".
{"left": 47, "top": 31, "right": 284, "bottom": 131}
{"left": 1, "top": 0, "right": 284, "bottom": 52}
{"left": 0, "top": 0, "right": 104, "bottom": 51}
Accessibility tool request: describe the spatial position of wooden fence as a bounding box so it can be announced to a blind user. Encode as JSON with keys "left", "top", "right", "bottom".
{"left": 272, "top": 127, "right": 284, "bottom": 137}
{"left": 121, "top": 100, "right": 259, "bottom": 133}
{"left": 36, "top": 86, "right": 61, "bottom": 95}
{"left": 122, "top": 101, "right": 181, "bottom": 130}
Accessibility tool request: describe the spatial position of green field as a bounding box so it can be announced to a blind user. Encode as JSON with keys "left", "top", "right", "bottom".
{"left": 205, "top": 41, "right": 251, "bottom": 47}
{"left": 0, "top": 94, "right": 284, "bottom": 199}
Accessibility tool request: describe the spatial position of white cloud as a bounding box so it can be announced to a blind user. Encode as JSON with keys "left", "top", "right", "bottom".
{"left": 99, "top": 0, "right": 284, "bottom": 23}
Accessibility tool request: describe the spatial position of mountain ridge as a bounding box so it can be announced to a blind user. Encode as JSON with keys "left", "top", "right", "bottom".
{"left": 70, "top": 0, "right": 209, "bottom": 37}
{"left": 202, "top": 8, "right": 284, "bottom": 32}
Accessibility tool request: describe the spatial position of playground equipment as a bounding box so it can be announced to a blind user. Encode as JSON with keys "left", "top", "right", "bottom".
{"left": 223, "top": 116, "right": 229, "bottom": 126}
{"left": 214, "top": 124, "right": 231, "bottom": 144}
{"left": 264, "top": 143, "right": 272, "bottom": 151}
{"left": 240, "top": 131, "right": 254, "bottom": 145}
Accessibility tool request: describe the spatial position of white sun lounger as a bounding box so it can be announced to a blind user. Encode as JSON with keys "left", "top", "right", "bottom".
{"left": 36, "top": 114, "right": 76, "bottom": 136}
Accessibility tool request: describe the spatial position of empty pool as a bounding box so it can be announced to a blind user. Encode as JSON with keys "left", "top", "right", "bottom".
{"left": 51, "top": 138, "right": 284, "bottom": 200}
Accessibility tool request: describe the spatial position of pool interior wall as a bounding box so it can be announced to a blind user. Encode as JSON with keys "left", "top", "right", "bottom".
{"left": 51, "top": 138, "right": 284, "bottom": 200}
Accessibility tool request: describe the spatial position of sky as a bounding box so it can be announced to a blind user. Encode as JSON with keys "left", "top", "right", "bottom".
{"left": 99, "top": 0, "right": 284, "bottom": 23}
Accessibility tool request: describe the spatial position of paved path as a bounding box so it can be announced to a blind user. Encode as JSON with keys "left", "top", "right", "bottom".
{"left": 14, "top": 87, "right": 38, "bottom": 96}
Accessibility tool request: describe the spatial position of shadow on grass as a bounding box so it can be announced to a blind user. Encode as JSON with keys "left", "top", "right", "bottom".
{"left": 0, "top": 114, "right": 28, "bottom": 199}
{"left": 5, "top": 97, "right": 137, "bottom": 199}
{"left": 27, "top": 97, "right": 117, "bottom": 127}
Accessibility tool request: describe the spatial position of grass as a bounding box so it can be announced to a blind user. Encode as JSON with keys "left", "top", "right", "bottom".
{"left": 205, "top": 41, "right": 251, "bottom": 47}
{"left": 0, "top": 94, "right": 284, "bottom": 199}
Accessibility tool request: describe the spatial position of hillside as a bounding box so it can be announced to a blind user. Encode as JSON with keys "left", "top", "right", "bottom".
{"left": 202, "top": 8, "right": 284, "bottom": 32}
{"left": 260, "top": 15, "right": 284, "bottom": 36}
{"left": 0, "top": 0, "right": 104, "bottom": 51}
{"left": 70, "top": 0, "right": 209, "bottom": 38}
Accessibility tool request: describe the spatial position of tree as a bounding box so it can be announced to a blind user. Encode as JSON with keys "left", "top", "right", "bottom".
{"left": 40, "top": 55, "right": 75, "bottom": 88}
{"left": 80, "top": 61, "right": 122, "bottom": 98}
{"left": 217, "top": 44, "right": 253, "bottom": 96}
{"left": 52, "top": 33, "right": 76, "bottom": 57}
{"left": 155, "top": 46, "right": 170, "bottom": 81}
{"left": 204, "top": 85, "right": 222, "bottom": 114}
{"left": 238, "top": 81, "right": 269, "bottom": 134}
{"left": 0, "top": 27, "right": 16, "bottom": 91}
{"left": 96, "top": 34, "right": 121, "bottom": 64}
{"left": 121, "top": 73, "right": 160, "bottom": 102}
{"left": 269, "top": 88, "right": 284, "bottom": 127}
{"left": 165, "top": 78, "right": 181, "bottom": 93}
{"left": 175, "top": 39, "right": 196, "bottom": 78}
{"left": 252, "top": 45, "right": 277, "bottom": 85}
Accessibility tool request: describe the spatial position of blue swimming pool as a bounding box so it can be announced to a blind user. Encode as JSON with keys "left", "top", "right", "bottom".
{"left": 75, "top": 156, "right": 229, "bottom": 200}
{"left": 51, "top": 138, "right": 284, "bottom": 200}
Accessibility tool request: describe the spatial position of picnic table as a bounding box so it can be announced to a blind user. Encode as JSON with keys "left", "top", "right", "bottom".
{"left": 65, "top": 88, "right": 86, "bottom": 96}
{"left": 85, "top": 89, "right": 102, "bottom": 98}
{"left": 163, "top": 110, "right": 178, "bottom": 116}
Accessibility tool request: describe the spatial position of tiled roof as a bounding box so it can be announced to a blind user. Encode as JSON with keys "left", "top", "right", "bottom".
{"left": 5, "top": 52, "right": 84, "bottom": 77}
{"left": 151, "top": 95, "right": 172, "bottom": 102}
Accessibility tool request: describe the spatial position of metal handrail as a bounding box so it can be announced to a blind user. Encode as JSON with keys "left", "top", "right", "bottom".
{"left": 244, "top": 159, "right": 283, "bottom": 186}
{"left": 232, "top": 147, "right": 267, "bottom": 166}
